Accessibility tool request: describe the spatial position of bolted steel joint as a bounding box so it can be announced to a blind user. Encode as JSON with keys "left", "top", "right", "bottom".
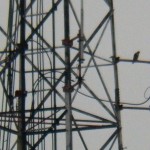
{"left": 15, "top": 90, "right": 27, "bottom": 97}
{"left": 63, "top": 85, "right": 74, "bottom": 93}
{"left": 62, "top": 38, "right": 73, "bottom": 47}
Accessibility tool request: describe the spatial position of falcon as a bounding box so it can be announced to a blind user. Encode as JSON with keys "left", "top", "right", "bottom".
{"left": 133, "top": 51, "right": 140, "bottom": 63}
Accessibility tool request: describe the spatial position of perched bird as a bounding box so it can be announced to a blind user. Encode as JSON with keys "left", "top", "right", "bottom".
{"left": 110, "top": 56, "right": 120, "bottom": 64}
{"left": 133, "top": 51, "right": 140, "bottom": 63}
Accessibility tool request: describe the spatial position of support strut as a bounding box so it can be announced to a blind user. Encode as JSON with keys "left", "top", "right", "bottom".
{"left": 17, "top": 1, "right": 26, "bottom": 150}
{"left": 64, "top": 0, "right": 72, "bottom": 150}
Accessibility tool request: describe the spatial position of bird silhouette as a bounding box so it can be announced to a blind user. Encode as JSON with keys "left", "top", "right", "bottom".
{"left": 133, "top": 51, "right": 140, "bottom": 63}
{"left": 110, "top": 56, "right": 120, "bottom": 64}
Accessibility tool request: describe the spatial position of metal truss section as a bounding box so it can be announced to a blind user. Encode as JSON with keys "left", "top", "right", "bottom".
{"left": 0, "top": 0, "right": 123, "bottom": 149}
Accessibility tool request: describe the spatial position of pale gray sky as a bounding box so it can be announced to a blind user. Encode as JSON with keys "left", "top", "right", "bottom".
{"left": 115, "top": 0, "right": 150, "bottom": 149}
{"left": 0, "top": 0, "right": 150, "bottom": 149}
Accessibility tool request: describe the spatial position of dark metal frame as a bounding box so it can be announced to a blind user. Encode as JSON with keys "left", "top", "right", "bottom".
{"left": 3, "top": 0, "right": 149, "bottom": 149}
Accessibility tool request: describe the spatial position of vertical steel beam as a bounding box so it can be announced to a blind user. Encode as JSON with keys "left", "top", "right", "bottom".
{"left": 8, "top": 0, "right": 13, "bottom": 110}
{"left": 110, "top": 0, "right": 123, "bottom": 149}
{"left": 52, "top": 0, "right": 57, "bottom": 149}
{"left": 80, "top": 0, "right": 84, "bottom": 61}
{"left": 64, "top": 0, "right": 72, "bottom": 150}
{"left": 17, "top": 1, "right": 26, "bottom": 150}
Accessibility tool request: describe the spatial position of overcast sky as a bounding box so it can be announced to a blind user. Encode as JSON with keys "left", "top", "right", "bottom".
{"left": 115, "top": 0, "right": 150, "bottom": 149}
{"left": 0, "top": 0, "right": 150, "bottom": 149}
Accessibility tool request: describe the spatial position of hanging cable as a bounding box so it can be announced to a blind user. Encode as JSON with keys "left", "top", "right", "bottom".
{"left": 75, "top": 88, "right": 150, "bottom": 106}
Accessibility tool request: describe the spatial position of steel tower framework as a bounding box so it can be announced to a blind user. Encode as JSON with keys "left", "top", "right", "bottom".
{"left": 0, "top": 0, "right": 125, "bottom": 149}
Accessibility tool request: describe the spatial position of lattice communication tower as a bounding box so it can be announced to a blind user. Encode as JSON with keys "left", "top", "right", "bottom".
{"left": 1, "top": 0, "right": 148, "bottom": 150}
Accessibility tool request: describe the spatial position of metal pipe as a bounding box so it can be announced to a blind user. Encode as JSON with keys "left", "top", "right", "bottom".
{"left": 64, "top": 0, "right": 72, "bottom": 149}
{"left": 52, "top": 0, "right": 57, "bottom": 149}
{"left": 17, "top": 0, "right": 26, "bottom": 150}
{"left": 80, "top": 0, "right": 84, "bottom": 61}
{"left": 110, "top": 0, "right": 123, "bottom": 149}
